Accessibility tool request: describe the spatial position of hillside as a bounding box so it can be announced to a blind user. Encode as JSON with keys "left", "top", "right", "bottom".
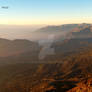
{"left": 0, "top": 48, "right": 92, "bottom": 92}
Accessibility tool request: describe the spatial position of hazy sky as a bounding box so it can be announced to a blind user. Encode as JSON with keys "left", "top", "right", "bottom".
{"left": 0, "top": 0, "right": 92, "bottom": 25}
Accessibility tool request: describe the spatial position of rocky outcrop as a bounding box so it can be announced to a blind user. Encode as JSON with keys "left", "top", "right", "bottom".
{"left": 68, "top": 78, "right": 92, "bottom": 92}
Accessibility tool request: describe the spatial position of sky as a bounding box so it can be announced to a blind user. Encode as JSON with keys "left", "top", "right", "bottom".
{"left": 0, "top": 0, "right": 92, "bottom": 25}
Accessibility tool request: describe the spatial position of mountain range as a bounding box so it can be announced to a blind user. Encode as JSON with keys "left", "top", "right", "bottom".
{"left": 0, "top": 23, "right": 92, "bottom": 92}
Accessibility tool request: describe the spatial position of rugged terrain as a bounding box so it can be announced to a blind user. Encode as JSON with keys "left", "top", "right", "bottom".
{"left": 0, "top": 24, "right": 92, "bottom": 92}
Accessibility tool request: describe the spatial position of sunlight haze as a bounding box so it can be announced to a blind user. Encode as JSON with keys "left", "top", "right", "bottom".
{"left": 0, "top": 0, "right": 92, "bottom": 25}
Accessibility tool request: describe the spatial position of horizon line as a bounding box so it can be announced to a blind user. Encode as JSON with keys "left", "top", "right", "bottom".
{"left": 0, "top": 23, "right": 92, "bottom": 26}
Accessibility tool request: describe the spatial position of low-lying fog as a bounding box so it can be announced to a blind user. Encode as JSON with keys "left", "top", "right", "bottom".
{"left": 0, "top": 25, "right": 44, "bottom": 40}
{"left": 0, "top": 25, "right": 69, "bottom": 42}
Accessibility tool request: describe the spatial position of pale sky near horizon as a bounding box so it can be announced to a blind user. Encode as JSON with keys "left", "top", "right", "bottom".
{"left": 0, "top": 0, "right": 92, "bottom": 25}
